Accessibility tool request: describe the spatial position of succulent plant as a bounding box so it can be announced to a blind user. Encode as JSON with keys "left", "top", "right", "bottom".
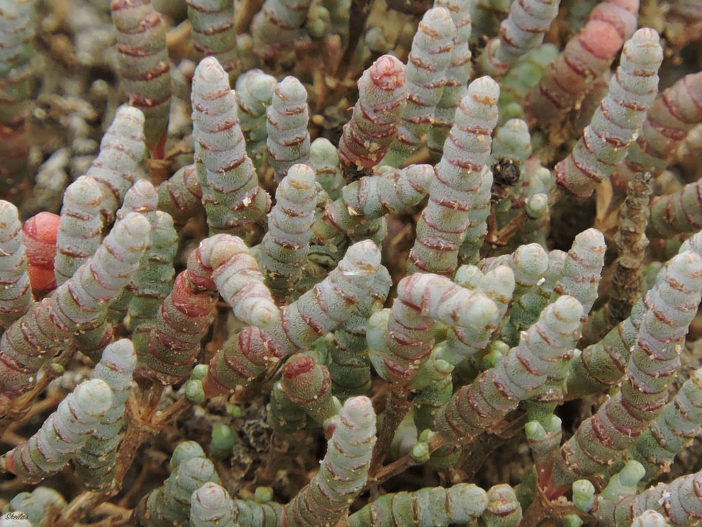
{"left": 1, "top": 2, "right": 702, "bottom": 527}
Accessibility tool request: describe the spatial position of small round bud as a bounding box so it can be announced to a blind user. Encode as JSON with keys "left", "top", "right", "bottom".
{"left": 254, "top": 486, "right": 274, "bottom": 503}
{"left": 191, "top": 364, "right": 209, "bottom": 381}
{"left": 185, "top": 380, "right": 206, "bottom": 404}
{"left": 410, "top": 442, "right": 430, "bottom": 463}
{"left": 572, "top": 480, "right": 595, "bottom": 512}
{"left": 210, "top": 423, "right": 237, "bottom": 460}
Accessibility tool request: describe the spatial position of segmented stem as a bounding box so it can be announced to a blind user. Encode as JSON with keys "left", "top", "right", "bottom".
{"left": 0, "top": 213, "right": 150, "bottom": 395}
{"left": 2, "top": 379, "right": 113, "bottom": 483}
{"left": 283, "top": 396, "right": 376, "bottom": 527}
{"left": 0, "top": 0, "right": 36, "bottom": 192}
{"left": 203, "top": 241, "right": 384, "bottom": 396}
{"left": 280, "top": 353, "right": 337, "bottom": 424}
{"left": 251, "top": 0, "right": 312, "bottom": 60}
{"left": 382, "top": 7, "right": 456, "bottom": 165}
{"left": 266, "top": 76, "right": 310, "bottom": 183}
{"left": 337, "top": 55, "right": 408, "bottom": 172}
{"left": 187, "top": 0, "right": 238, "bottom": 80}
{"left": 236, "top": 68, "right": 276, "bottom": 163}
{"left": 111, "top": 0, "right": 171, "bottom": 157}
{"left": 312, "top": 164, "right": 433, "bottom": 265}
{"left": 631, "top": 366, "right": 702, "bottom": 481}
{"left": 190, "top": 482, "right": 234, "bottom": 527}
{"left": 54, "top": 176, "right": 103, "bottom": 286}
{"left": 619, "top": 71, "right": 702, "bottom": 186}
{"left": 87, "top": 105, "right": 146, "bottom": 224}
{"left": 260, "top": 164, "right": 317, "bottom": 300}
{"left": 137, "top": 442, "right": 221, "bottom": 527}
{"left": 551, "top": 251, "right": 702, "bottom": 491}
{"left": 192, "top": 57, "right": 270, "bottom": 235}
{"left": 427, "top": 0, "right": 472, "bottom": 156}
{"left": 348, "top": 483, "right": 488, "bottom": 527}
{"left": 525, "top": 0, "right": 639, "bottom": 124}
{"left": 74, "top": 339, "right": 136, "bottom": 489}
{"left": 555, "top": 28, "right": 663, "bottom": 198}
{"left": 409, "top": 76, "right": 499, "bottom": 275}
{"left": 479, "top": 0, "right": 561, "bottom": 77}
{"left": 369, "top": 273, "right": 498, "bottom": 386}
{"left": 0, "top": 201, "right": 31, "bottom": 328}
{"left": 436, "top": 295, "right": 583, "bottom": 444}
{"left": 552, "top": 228, "right": 606, "bottom": 315}
{"left": 157, "top": 164, "right": 203, "bottom": 227}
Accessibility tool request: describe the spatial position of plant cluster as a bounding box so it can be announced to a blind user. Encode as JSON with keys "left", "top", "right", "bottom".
{"left": 0, "top": 0, "right": 701, "bottom": 526}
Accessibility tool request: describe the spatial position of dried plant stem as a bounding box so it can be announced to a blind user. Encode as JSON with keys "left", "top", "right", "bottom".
{"left": 2, "top": 390, "right": 65, "bottom": 441}
{"left": 372, "top": 433, "right": 447, "bottom": 484}
{"left": 0, "top": 349, "right": 73, "bottom": 437}
{"left": 0, "top": 430, "right": 24, "bottom": 447}
{"left": 117, "top": 461, "right": 154, "bottom": 507}
{"left": 55, "top": 490, "right": 112, "bottom": 527}
{"left": 112, "top": 383, "right": 186, "bottom": 490}
{"left": 604, "top": 172, "right": 652, "bottom": 329}
{"left": 459, "top": 413, "right": 529, "bottom": 480}
{"left": 83, "top": 502, "right": 133, "bottom": 527}
{"left": 340, "top": 0, "right": 371, "bottom": 73}
{"left": 235, "top": 0, "right": 265, "bottom": 33}
{"left": 520, "top": 485, "right": 585, "bottom": 527}
{"left": 486, "top": 209, "right": 528, "bottom": 247}
{"left": 113, "top": 395, "right": 159, "bottom": 489}
{"left": 142, "top": 382, "right": 164, "bottom": 423}
{"left": 370, "top": 388, "right": 412, "bottom": 474}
